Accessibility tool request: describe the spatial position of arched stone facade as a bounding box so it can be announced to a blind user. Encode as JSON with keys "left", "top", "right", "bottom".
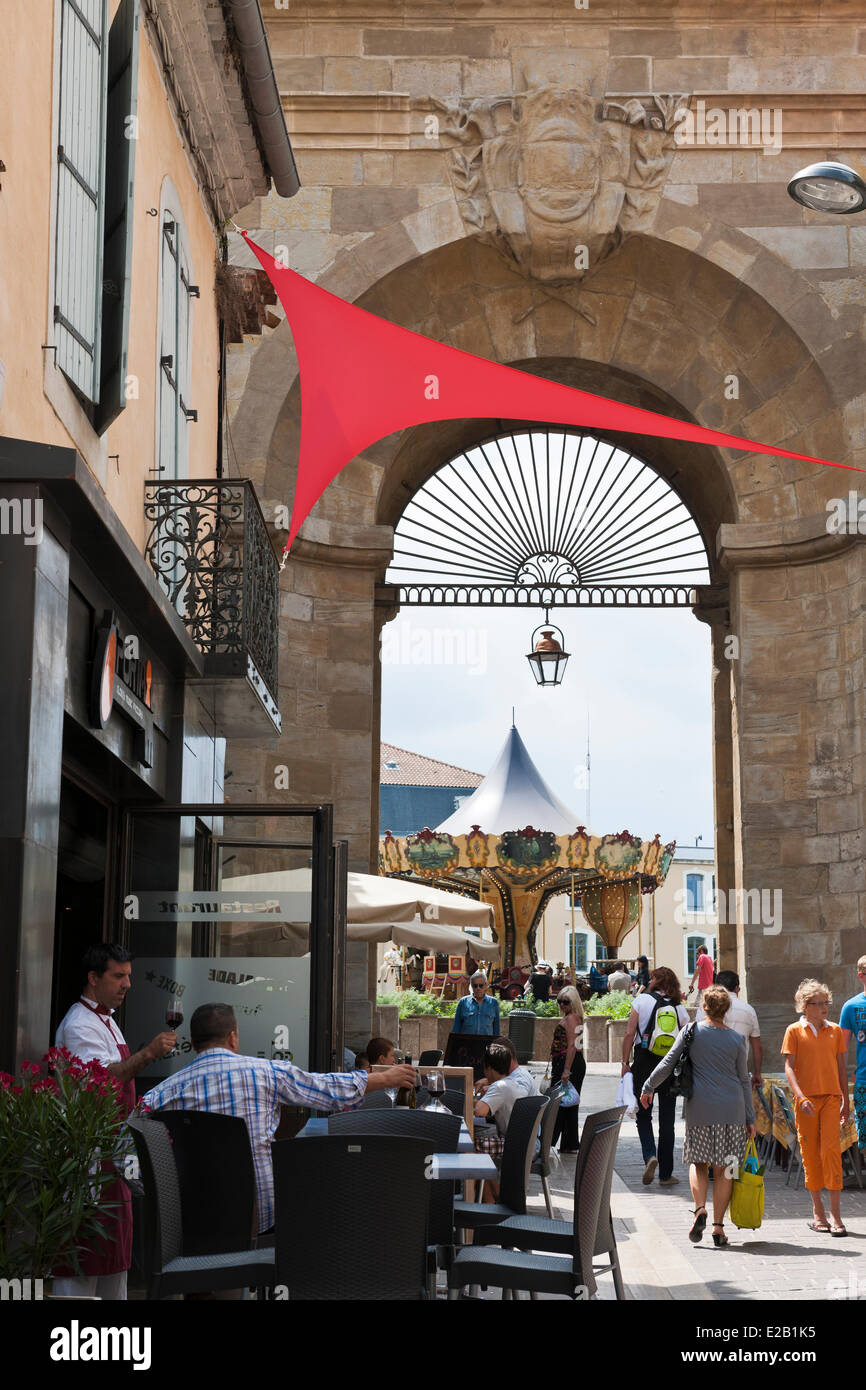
{"left": 226, "top": 6, "right": 866, "bottom": 1047}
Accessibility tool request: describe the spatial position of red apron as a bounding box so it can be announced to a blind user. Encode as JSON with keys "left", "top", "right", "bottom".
{"left": 56, "top": 1005, "right": 136, "bottom": 1278}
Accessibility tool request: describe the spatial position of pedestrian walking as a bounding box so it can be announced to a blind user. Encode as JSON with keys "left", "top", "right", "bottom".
{"left": 782, "top": 979, "right": 849, "bottom": 1236}
{"left": 641, "top": 985, "right": 756, "bottom": 1246}
{"left": 621, "top": 966, "right": 690, "bottom": 1186}
{"left": 549, "top": 985, "right": 585, "bottom": 1154}
{"left": 697, "top": 969, "right": 763, "bottom": 1085}
{"left": 688, "top": 943, "right": 714, "bottom": 1004}
{"left": 839, "top": 954, "right": 866, "bottom": 1155}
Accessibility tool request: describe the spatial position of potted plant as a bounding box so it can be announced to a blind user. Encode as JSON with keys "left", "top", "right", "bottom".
{"left": 0, "top": 1048, "right": 127, "bottom": 1282}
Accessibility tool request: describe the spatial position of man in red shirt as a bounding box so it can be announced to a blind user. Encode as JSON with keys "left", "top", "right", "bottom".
{"left": 689, "top": 944, "right": 715, "bottom": 1003}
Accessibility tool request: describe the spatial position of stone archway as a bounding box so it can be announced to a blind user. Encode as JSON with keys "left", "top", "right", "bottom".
{"left": 227, "top": 227, "right": 863, "bottom": 1051}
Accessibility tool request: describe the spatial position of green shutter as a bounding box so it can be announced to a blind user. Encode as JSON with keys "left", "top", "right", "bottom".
{"left": 95, "top": 0, "right": 140, "bottom": 433}
{"left": 54, "top": 0, "right": 109, "bottom": 403}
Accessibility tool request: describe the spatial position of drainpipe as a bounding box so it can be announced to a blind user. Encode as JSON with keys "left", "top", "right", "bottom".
{"left": 223, "top": 0, "right": 300, "bottom": 198}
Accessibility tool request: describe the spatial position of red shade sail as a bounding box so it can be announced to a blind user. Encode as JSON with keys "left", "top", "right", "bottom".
{"left": 242, "top": 232, "right": 854, "bottom": 553}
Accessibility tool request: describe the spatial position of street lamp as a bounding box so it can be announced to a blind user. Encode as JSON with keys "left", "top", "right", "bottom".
{"left": 787, "top": 161, "right": 866, "bottom": 214}
{"left": 526, "top": 611, "right": 570, "bottom": 687}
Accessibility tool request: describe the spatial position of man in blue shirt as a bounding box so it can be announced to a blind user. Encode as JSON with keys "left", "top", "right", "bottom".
{"left": 839, "top": 954, "right": 866, "bottom": 1150}
{"left": 452, "top": 971, "right": 501, "bottom": 1035}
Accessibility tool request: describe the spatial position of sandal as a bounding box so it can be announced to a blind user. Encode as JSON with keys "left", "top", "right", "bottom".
{"left": 689, "top": 1207, "right": 708, "bottom": 1243}
{"left": 807, "top": 1219, "right": 831, "bottom": 1233}
{"left": 830, "top": 1223, "right": 848, "bottom": 1237}
{"left": 712, "top": 1223, "right": 729, "bottom": 1247}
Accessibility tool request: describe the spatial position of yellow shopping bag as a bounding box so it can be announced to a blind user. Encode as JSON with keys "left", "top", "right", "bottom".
{"left": 730, "top": 1138, "right": 764, "bottom": 1230}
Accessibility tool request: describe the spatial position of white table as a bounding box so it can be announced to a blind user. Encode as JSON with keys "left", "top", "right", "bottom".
{"left": 429, "top": 1153, "right": 497, "bottom": 1182}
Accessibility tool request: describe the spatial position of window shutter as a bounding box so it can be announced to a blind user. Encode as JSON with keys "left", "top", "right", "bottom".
{"left": 94, "top": 0, "right": 140, "bottom": 433}
{"left": 54, "top": 0, "right": 109, "bottom": 402}
{"left": 158, "top": 218, "right": 178, "bottom": 476}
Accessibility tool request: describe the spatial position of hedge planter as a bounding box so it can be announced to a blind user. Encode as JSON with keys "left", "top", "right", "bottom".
{"left": 607, "top": 1018, "right": 629, "bottom": 1064}
{"left": 584, "top": 1014, "right": 609, "bottom": 1063}
{"left": 398, "top": 1016, "right": 441, "bottom": 1060}
{"left": 375, "top": 1004, "right": 399, "bottom": 1043}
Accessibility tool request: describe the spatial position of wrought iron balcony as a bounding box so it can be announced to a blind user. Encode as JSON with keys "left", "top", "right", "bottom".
{"left": 144, "top": 479, "right": 281, "bottom": 735}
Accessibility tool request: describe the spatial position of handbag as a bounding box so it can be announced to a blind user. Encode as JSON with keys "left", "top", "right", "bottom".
{"left": 668, "top": 1022, "right": 696, "bottom": 1099}
{"left": 730, "top": 1139, "right": 765, "bottom": 1229}
{"left": 549, "top": 1079, "right": 580, "bottom": 1108}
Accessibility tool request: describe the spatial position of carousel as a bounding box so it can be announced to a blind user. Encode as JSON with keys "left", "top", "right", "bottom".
{"left": 379, "top": 724, "right": 675, "bottom": 996}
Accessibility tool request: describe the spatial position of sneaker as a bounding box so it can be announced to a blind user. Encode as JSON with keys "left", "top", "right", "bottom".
{"left": 642, "top": 1157, "right": 658, "bottom": 1185}
{"left": 659, "top": 1176, "right": 680, "bottom": 1186}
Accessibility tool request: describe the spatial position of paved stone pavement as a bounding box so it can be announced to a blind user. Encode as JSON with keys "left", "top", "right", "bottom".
{"left": 472, "top": 1062, "right": 866, "bottom": 1302}
{"left": 578, "top": 1064, "right": 866, "bottom": 1302}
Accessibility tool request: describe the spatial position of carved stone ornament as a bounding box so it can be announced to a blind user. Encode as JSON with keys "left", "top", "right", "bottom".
{"left": 434, "top": 86, "right": 689, "bottom": 283}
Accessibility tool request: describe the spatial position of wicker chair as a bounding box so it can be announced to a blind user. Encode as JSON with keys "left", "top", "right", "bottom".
{"left": 448, "top": 1119, "right": 622, "bottom": 1300}
{"left": 476, "top": 1105, "right": 627, "bottom": 1300}
{"left": 452, "top": 1094, "right": 548, "bottom": 1237}
{"left": 272, "top": 1135, "right": 432, "bottom": 1299}
{"left": 128, "top": 1118, "right": 275, "bottom": 1299}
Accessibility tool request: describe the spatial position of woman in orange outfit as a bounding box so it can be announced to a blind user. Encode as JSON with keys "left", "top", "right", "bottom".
{"left": 781, "top": 979, "right": 850, "bottom": 1236}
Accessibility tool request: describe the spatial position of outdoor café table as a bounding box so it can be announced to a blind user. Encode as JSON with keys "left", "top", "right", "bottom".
{"left": 296, "top": 1116, "right": 477, "bottom": 1148}
{"left": 429, "top": 1153, "right": 497, "bottom": 1182}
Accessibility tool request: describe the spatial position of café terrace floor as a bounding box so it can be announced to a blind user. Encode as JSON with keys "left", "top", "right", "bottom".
{"left": 468, "top": 1063, "right": 866, "bottom": 1303}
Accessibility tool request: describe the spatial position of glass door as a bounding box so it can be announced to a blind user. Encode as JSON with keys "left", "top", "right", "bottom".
{"left": 118, "top": 804, "right": 344, "bottom": 1089}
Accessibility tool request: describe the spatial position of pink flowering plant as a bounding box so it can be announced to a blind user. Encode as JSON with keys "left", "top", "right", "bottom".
{"left": 0, "top": 1047, "right": 127, "bottom": 1278}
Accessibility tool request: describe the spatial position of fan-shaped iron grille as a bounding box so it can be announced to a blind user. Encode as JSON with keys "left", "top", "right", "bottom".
{"left": 388, "top": 431, "right": 711, "bottom": 605}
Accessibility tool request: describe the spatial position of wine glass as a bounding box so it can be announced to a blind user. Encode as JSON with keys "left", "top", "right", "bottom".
{"left": 165, "top": 1001, "right": 184, "bottom": 1057}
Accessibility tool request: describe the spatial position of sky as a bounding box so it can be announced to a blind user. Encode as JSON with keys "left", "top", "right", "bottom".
{"left": 380, "top": 603, "right": 713, "bottom": 850}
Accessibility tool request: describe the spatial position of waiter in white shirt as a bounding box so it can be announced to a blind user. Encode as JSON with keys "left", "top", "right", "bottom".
{"left": 53, "top": 942, "right": 177, "bottom": 1300}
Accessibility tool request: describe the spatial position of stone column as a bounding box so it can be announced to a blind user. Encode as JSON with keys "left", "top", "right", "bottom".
{"left": 720, "top": 521, "right": 865, "bottom": 1054}
{"left": 227, "top": 526, "right": 395, "bottom": 1050}
{"left": 0, "top": 490, "right": 69, "bottom": 1070}
{"left": 692, "top": 584, "right": 736, "bottom": 973}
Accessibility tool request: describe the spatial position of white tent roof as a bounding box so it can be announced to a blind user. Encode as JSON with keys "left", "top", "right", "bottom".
{"left": 435, "top": 724, "right": 578, "bottom": 835}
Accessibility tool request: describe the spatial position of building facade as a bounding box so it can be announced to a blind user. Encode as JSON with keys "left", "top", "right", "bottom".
{"left": 379, "top": 741, "right": 483, "bottom": 838}
{"left": 0, "top": 0, "right": 297, "bottom": 1069}
{"left": 223, "top": 1, "right": 866, "bottom": 1056}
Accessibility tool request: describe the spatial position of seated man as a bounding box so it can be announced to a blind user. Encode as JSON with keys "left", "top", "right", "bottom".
{"left": 142, "top": 1003, "right": 414, "bottom": 1235}
{"left": 607, "top": 962, "right": 633, "bottom": 993}
{"left": 473, "top": 1043, "right": 521, "bottom": 1137}
{"left": 366, "top": 1036, "right": 397, "bottom": 1066}
{"left": 475, "top": 1035, "right": 538, "bottom": 1099}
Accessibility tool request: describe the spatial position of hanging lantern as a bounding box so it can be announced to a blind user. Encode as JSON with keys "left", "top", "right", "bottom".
{"left": 581, "top": 879, "right": 642, "bottom": 949}
{"left": 526, "top": 612, "right": 570, "bottom": 687}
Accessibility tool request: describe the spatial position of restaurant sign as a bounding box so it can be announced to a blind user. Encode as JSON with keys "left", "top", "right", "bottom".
{"left": 89, "top": 609, "right": 155, "bottom": 766}
{"left": 125, "top": 891, "right": 310, "bottom": 922}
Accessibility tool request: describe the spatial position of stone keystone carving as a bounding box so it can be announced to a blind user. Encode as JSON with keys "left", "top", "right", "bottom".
{"left": 434, "top": 86, "right": 689, "bottom": 283}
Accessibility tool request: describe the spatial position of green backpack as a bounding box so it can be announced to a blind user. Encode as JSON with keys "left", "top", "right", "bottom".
{"left": 644, "top": 994, "right": 681, "bottom": 1057}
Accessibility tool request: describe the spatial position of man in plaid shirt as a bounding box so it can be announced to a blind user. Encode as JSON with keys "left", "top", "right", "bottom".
{"left": 142, "top": 1002, "right": 414, "bottom": 1232}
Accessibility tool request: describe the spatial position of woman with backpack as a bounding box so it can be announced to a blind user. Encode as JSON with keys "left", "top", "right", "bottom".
{"left": 621, "top": 966, "right": 690, "bottom": 1186}
{"left": 640, "top": 985, "right": 757, "bottom": 1247}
